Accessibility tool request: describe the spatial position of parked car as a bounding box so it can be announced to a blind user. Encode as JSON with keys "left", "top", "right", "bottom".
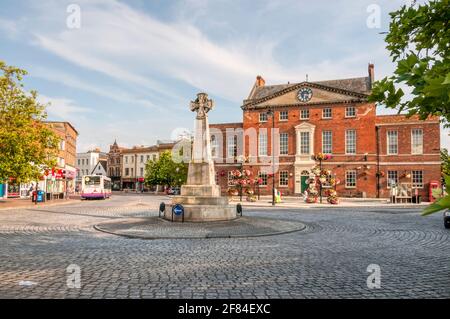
{"left": 167, "top": 187, "right": 181, "bottom": 195}
{"left": 444, "top": 210, "right": 450, "bottom": 229}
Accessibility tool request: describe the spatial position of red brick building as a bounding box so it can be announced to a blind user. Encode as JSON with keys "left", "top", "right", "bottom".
{"left": 210, "top": 64, "right": 441, "bottom": 200}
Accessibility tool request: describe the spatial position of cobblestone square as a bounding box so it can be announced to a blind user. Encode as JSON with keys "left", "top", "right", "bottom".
{"left": 0, "top": 195, "right": 448, "bottom": 299}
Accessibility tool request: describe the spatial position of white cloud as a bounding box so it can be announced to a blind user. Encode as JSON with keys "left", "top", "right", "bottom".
{"left": 23, "top": 0, "right": 393, "bottom": 103}
{"left": 37, "top": 94, "right": 93, "bottom": 119}
{"left": 30, "top": 67, "right": 160, "bottom": 110}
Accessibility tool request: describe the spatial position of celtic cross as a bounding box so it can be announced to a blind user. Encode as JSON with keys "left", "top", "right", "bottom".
{"left": 190, "top": 93, "right": 214, "bottom": 119}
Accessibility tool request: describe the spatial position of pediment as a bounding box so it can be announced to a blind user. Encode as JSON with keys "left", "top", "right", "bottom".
{"left": 245, "top": 82, "right": 367, "bottom": 109}
{"left": 295, "top": 122, "right": 316, "bottom": 130}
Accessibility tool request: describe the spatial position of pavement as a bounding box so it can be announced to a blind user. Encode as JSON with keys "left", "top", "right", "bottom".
{"left": 229, "top": 195, "right": 429, "bottom": 209}
{"left": 0, "top": 194, "right": 448, "bottom": 299}
{"left": 0, "top": 197, "right": 80, "bottom": 211}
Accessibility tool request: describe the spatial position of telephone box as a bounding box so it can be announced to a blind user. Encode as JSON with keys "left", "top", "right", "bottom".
{"left": 429, "top": 180, "right": 440, "bottom": 202}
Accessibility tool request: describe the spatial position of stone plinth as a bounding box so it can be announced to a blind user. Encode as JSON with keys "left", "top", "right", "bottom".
{"left": 164, "top": 92, "right": 235, "bottom": 222}
{"left": 164, "top": 203, "right": 236, "bottom": 222}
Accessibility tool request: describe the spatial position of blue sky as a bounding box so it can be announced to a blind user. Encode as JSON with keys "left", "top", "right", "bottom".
{"left": 1, "top": 0, "right": 448, "bottom": 152}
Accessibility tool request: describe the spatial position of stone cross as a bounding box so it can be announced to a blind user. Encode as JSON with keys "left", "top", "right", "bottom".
{"left": 190, "top": 93, "right": 214, "bottom": 119}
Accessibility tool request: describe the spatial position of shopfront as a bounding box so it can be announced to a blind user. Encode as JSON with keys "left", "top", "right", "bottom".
{"left": 0, "top": 184, "right": 6, "bottom": 198}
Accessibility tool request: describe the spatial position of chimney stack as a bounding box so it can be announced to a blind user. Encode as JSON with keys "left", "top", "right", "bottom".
{"left": 368, "top": 63, "right": 375, "bottom": 88}
{"left": 256, "top": 75, "right": 265, "bottom": 87}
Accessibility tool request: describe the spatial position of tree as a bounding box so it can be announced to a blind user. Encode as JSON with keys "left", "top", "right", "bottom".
{"left": 145, "top": 151, "right": 188, "bottom": 188}
{"left": 368, "top": 0, "right": 450, "bottom": 124}
{"left": 0, "top": 61, "right": 59, "bottom": 184}
{"left": 441, "top": 148, "right": 450, "bottom": 176}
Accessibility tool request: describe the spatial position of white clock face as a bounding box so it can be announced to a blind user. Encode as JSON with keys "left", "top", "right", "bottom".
{"left": 298, "top": 87, "right": 313, "bottom": 102}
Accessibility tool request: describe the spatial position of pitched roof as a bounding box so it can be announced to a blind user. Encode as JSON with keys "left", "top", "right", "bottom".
{"left": 91, "top": 160, "right": 107, "bottom": 174}
{"left": 248, "top": 76, "right": 371, "bottom": 102}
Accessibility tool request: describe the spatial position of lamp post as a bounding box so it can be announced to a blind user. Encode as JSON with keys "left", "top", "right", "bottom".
{"left": 319, "top": 158, "right": 323, "bottom": 204}
{"left": 266, "top": 109, "right": 276, "bottom": 206}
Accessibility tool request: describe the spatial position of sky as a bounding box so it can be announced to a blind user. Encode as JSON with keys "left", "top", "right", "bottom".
{"left": 0, "top": 0, "right": 448, "bottom": 152}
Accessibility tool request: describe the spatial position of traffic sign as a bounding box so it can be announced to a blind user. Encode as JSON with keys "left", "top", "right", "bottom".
{"left": 173, "top": 204, "right": 184, "bottom": 216}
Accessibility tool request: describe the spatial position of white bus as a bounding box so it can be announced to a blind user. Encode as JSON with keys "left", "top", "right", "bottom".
{"left": 81, "top": 175, "right": 112, "bottom": 200}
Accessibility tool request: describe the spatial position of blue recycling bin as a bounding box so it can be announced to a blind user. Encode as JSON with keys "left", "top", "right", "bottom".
{"left": 36, "top": 191, "right": 45, "bottom": 203}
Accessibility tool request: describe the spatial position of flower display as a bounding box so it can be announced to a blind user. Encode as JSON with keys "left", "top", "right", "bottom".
{"left": 314, "top": 153, "right": 332, "bottom": 161}
{"left": 305, "top": 158, "right": 339, "bottom": 205}
{"left": 327, "top": 195, "right": 339, "bottom": 204}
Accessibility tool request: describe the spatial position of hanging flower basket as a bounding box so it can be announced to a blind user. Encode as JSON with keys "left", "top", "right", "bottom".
{"left": 306, "top": 197, "right": 318, "bottom": 204}
{"left": 327, "top": 196, "right": 339, "bottom": 205}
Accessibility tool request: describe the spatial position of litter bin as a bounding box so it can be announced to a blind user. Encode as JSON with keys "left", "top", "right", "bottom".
{"left": 31, "top": 191, "right": 37, "bottom": 203}
{"left": 36, "top": 191, "right": 45, "bottom": 203}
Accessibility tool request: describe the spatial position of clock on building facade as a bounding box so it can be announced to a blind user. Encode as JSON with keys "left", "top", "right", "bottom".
{"left": 297, "top": 87, "right": 313, "bottom": 102}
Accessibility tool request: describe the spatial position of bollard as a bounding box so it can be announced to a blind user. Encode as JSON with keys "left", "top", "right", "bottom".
{"left": 236, "top": 203, "right": 242, "bottom": 217}
{"left": 159, "top": 202, "right": 166, "bottom": 218}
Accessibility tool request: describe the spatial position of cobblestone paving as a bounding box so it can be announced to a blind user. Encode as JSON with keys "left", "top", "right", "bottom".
{"left": 94, "top": 216, "right": 306, "bottom": 239}
{"left": 0, "top": 195, "right": 449, "bottom": 299}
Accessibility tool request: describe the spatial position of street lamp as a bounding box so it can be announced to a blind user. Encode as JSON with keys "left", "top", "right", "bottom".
{"left": 266, "top": 108, "right": 276, "bottom": 206}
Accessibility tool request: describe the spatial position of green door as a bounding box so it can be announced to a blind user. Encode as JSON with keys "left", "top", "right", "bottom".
{"left": 301, "top": 176, "right": 309, "bottom": 193}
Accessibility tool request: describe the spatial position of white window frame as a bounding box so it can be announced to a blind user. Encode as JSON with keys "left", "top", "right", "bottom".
{"left": 387, "top": 130, "right": 398, "bottom": 155}
{"left": 345, "top": 106, "right": 356, "bottom": 118}
{"left": 227, "top": 135, "right": 237, "bottom": 158}
{"left": 259, "top": 132, "right": 268, "bottom": 156}
{"left": 300, "top": 109, "right": 310, "bottom": 120}
{"left": 412, "top": 170, "right": 423, "bottom": 189}
{"left": 280, "top": 132, "right": 288, "bottom": 155}
{"left": 322, "top": 130, "right": 332, "bottom": 154}
{"left": 279, "top": 111, "right": 288, "bottom": 121}
{"left": 411, "top": 129, "right": 423, "bottom": 155}
{"left": 322, "top": 108, "right": 332, "bottom": 119}
{"left": 345, "top": 130, "right": 356, "bottom": 155}
{"left": 300, "top": 131, "right": 310, "bottom": 155}
{"left": 387, "top": 170, "right": 398, "bottom": 189}
{"left": 211, "top": 135, "right": 219, "bottom": 159}
{"left": 259, "top": 112, "right": 268, "bottom": 123}
{"left": 345, "top": 170, "right": 357, "bottom": 188}
{"left": 258, "top": 172, "right": 268, "bottom": 186}
{"left": 227, "top": 171, "right": 234, "bottom": 186}
{"left": 279, "top": 171, "right": 289, "bottom": 187}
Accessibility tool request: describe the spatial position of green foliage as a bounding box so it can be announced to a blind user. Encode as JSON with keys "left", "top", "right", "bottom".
{"left": 0, "top": 60, "right": 59, "bottom": 183}
{"left": 422, "top": 175, "right": 450, "bottom": 216}
{"left": 144, "top": 151, "right": 188, "bottom": 187}
{"left": 368, "top": 0, "right": 450, "bottom": 125}
{"left": 441, "top": 148, "right": 450, "bottom": 176}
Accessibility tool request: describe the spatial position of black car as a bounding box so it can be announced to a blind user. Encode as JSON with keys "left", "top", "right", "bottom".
{"left": 444, "top": 210, "right": 450, "bottom": 229}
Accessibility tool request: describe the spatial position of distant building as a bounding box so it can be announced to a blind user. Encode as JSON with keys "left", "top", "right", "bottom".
{"left": 108, "top": 140, "right": 176, "bottom": 191}
{"left": 107, "top": 140, "right": 126, "bottom": 190}
{"left": 43, "top": 121, "right": 79, "bottom": 198}
{"left": 76, "top": 148, "right": 107, "bottom": 184}
{"left": 91, "top": 160, "right": 108, "bottom": 176}
{"left": 121, "top": 145, "right": 160, "bottom": 191}
{"left": 210, "top": 64, "right": 441, "bottom": 200}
